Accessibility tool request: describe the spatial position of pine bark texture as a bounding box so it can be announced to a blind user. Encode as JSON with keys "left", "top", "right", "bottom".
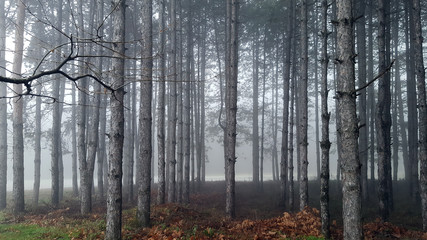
{"left": 336, "top": 0, "right": 363, "bottom": 238}
{"left": 12, "top": 0, "right": 26, "bottom": 214}
{"left": 105, "top": 0, "right": 125, "bottom": 238}
{"left": 157, "top": 0, "right": 166, "bottom": 205}
{"left": 298, "top": 0, "right": 309, "bottom": 211}
{"left": 412, "top": 0, "right": 427, "bottom": 231}
{"left": 225, "top": 0, "right": 239, "bottom": 219}
{"left": 167, "top": 0, "right": 178, "bottom": 203}
{"left": 320, "top": 0, "right": 330, "bottom": 237}
{"left": 138, "top": 0, "right": 153, "bottom": 227}
{"left": 281, "top": 0, "right": 293, "bottom": 207}
{"left": 252, "top": 36, "right": 259, "bottom": 185}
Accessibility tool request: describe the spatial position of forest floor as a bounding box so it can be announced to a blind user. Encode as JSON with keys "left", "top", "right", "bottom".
{"left": 0, "top": 180, "right": 427, "bottom": 239}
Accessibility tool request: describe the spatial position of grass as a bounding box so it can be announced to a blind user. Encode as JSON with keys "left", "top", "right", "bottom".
{"left": 0, "top": 223, "right": 71, "bottom": 240}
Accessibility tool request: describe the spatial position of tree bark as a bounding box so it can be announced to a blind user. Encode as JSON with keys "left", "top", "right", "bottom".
{"left": 167, "top": 0, "right": 178, "bottom": 203}
{"left": 105, "top": 0, "right": 125, "bottom": 238}
{"left": 298, "top": 0, "right": 309, "bottom": 211}
{"left": 336, "top": 0, "right": 363, "bottom": 238}
{"left": 225, "top": 0, "right": 239, "bottom": 219}
{"left": 252, "top": 34, "right": 260, "bottom": 186}
{"left": 320, "top": 0, "right": 330, "bottom": 237}
{"left": 157, "top": 0, "right": 166, "bottom": 205}
{"left": 412, "top": 0, "right": 427, "bottom": 230}
{"left": 137, "top": 0, "right": 153, "bottom": 227}
{"left": 12, "top": 0, "right": 26, "bottom": 214}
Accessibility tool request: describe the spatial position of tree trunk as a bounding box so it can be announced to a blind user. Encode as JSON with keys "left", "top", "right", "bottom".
{"left": 0, "top": 0, "right": 6, "bottom": 210}
{"left": 51, "top": 0, "right": 64, "bottom": 207}
{"left": 412, "top": 0, "right": 427, "bottom": 230}
{"left": 167, "top": 0, "right": 178, "bottom": 203}
{"left": 157, "top": 0, "right": 166, "bottom": 205}
{"left": 336, "top": 0, "right": 363, "bottom": 238}
{"left": 367, "top": 2, "right": 375, "bottom": 191}
{"left": 298, "top": 0, "right": 309, "bottom": 211}
{"left": 176, "top": 0, "right": 183, "bottom": 202}
{"left": 405, "top": 0, "right": 419, "bottom": 200}
{"left": 105, "top": 0, "right": 125, "bottom": 238}
{"left": 71, "top": 81, "right": 79, "bottom": 197}
{"left": 225, "top": 0, "right": 239, "bottom": 219}
{"left": 183, "top": 0, "right": 193, "bottom": 203}
{"left": 376, "top": 0, "right": 392, "bottom": 222}
{"left": 281, "top": 0, "right": 293, "bottom": 207}
{"left": 252, "top": 34, "right": 260, "bottom": 186}
{"left": 12, "top": 0, "right": 26, "bottom": 214}
{"left": 320, "top": 0, "right": 330, "bottom": 238}
{"left": 137, "top": 0, "right": 152, "bottom": 227}
{"left": 356, "top": 0, "right": 368, "bottom": 201}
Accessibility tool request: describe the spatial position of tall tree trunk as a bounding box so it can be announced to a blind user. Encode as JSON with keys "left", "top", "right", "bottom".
{"left": 12, "top": 0, "right": 26, "bottom": 214}
{"left": 298, "top": 0, "right": 309, "bottom": 211}
{"left": 157, "top": 0, "right": 166, "bottom": 205}
{"left": 376, "top": 0, "right": 392, "bottom": 222}
{"left": 405, "top": 0, "right": 419, "bottom": 200}
{"left": 137, "top": 0, "right": 153, "bottom": 227}
{"left": 320, "top": 0, "right": 330, "bottom": 238}
{"left": 260, "top": 39, "right": 266, "bottom": 190}
{"left": 167, "top": 0, "right": 178, "bottom": 203}
{"left": 0, "top": 0, "right": 6, "bottom": 210}
{"left": 72, "top": 81, "right": 79, "bottom": 197}
{"left": 183, "top": 0, "right": 193, "bottom": 203}
{"left": 356, "top": 0, "right": 368, "bottom": 201}
{"left": 51, "top": 0, "right": 64, "bottom": 207}
{"left": 176, "top": 0, "right": 183, "bottom": 203}
{"left": 281, "top": 0, "right": 293, "bottom": 207}
{"left": 105, "top": 0, "right": 125, "bottom": 238}
{"left": 200, "top": 15, "right": 207, "bottom": 183}
{"left": 336, "top": 0, "right": 363, "bottom": 238}
{"left": 367, "top": 2, "right": 375, "bottom": 191}
{"left": 412, "top": 0, "right": 427, "bottom": 230}
{"left": 252, "top": 34, "right": 260, "bottom": 186}
{"left": 225, "top": 0, "right": 239, "bottom": 219}
{"left": 314, "top": 3, "right": 320, "bottom": 181}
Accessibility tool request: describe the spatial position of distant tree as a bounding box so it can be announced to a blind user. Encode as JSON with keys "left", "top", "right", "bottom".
{"left": 252, "top": 33, "right": 260, "bottom": 186}
{"left": 336, "top": 0, "right": 363, "bottom": 238}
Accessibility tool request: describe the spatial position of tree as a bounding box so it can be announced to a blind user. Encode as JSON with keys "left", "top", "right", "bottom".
{"left": 336, "top": 0, "right": 363, "bottom": 238}
{"left": 137, "top": 0, "right": 153, "bottom": 227}
{"left": 412, "top": 0, "right": 427, "bottom": 231}
{"left": 157, "top": 0, "right": 167, "bottom": 205}
{"left": 12, "top": 0, "right": 26, "bottom": 214}
{"left": 225, "top": 0, "right": 239, "bottom": 218}
{"left": 167, "top": 0, "right": 178, "bottom": 203}
{"left": 105, "top": 0, "right": 125, "bottom": 238}
{"left": 320, "top": 0, "right": 330, "bottom": 237}
{"left": 281, "top": 0, "right": 293, "bottom": 207}
{"left": 298, "top": 0, "right": 309, "bottom": 211}
{"left": 0, "top": 0, "right": 6, "bottom": 210}
{"left": 252, "top": 33, "right": 260, "bottom": 186}
{"left": 51, "top": 0, "right": 64, "bottom": 208}
{"left": 376, "top": 0, "right": 392, "bottom": 221}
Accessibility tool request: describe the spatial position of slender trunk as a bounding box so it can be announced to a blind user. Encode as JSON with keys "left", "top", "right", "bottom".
{"left": 0, "top": 0, "right": 6, "bottom": 210}
{"left": 12, "top": 0, "right": 26, "bottom": 214}
{"left": 105, "top": 0, "right": 125, "bottom": 238}
{"left": 356, "top": 0, "right": 368, "bottom": 201}
{"left": 225, "top": 0, "right": 239, "bottom": 218}
{"left": 176, "top": 0, "right": 183, "bottom": 203}
{"left": 260, "top": 39, "right": 266, "bottom": 189}
{"left": 157, "top": 0, "right": 166, "bottom": 205}
{"left": 252, "top": 35, "right": 260, "bottom": 186}
{"left": 412, "top": 0, "right": 427, "bottom": 230}
{"left": 367, "top": 2, "right": 375, "bottom": 190}
{"left": 320, "top": 0, "right": 330, "bottom": 237}
{"left": 72, "top": 82, "right": 79, "bottom": 197}
{"left": 298, "top": 0, "right": 309, "bottom": 211}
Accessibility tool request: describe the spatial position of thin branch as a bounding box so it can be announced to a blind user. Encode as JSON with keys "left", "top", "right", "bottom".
{"left": 353, "top": 59, "right": 395, "bottom": 93}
